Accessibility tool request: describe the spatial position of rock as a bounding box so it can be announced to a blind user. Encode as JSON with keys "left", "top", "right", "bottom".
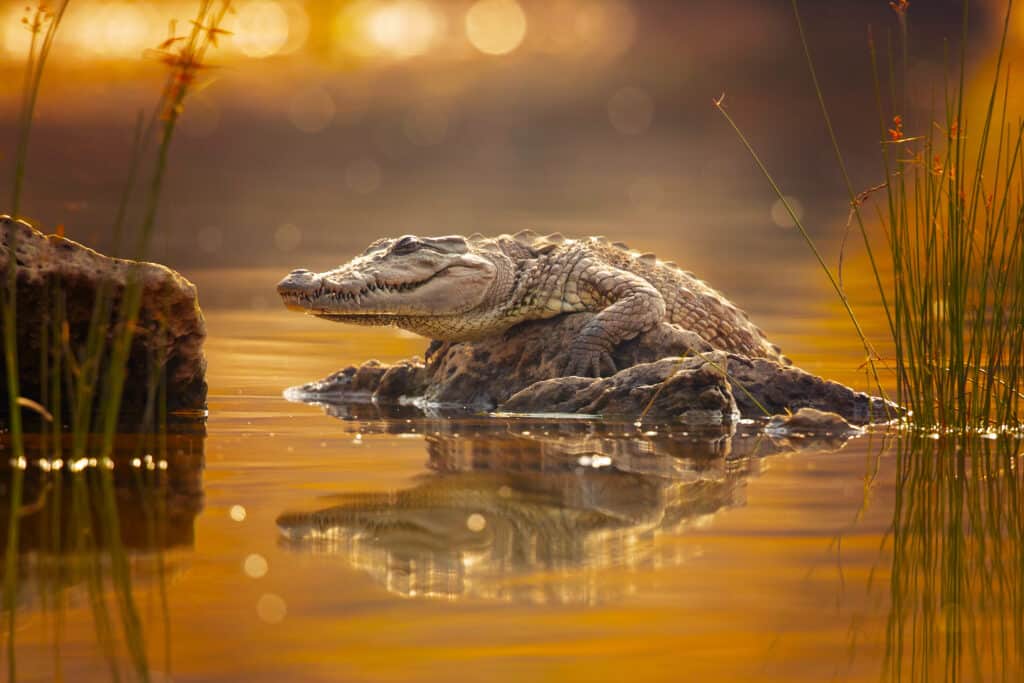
{"left": 724, "top": 357, "right": 893, "bottom": 424}
{"left": 0, "top": 216, "right": 207, "bottom": 414}
{"left": 288, "top": 312, "right": 896, "bottom": 424}
{"left": 765, "top": 407, "right": 862, "bottom": 437}
{"left": 502, "top": 354, "right": 739, "bottom": 425}
{"left": 420, "top": 314, "right": 710, "bottom": 408}
{"left": 284, "top": 358, "right": 427, "bottom": 405}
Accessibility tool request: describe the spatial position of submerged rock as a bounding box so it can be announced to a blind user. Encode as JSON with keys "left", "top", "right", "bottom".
{"left": 0, "top": 216, "right": 207, "bottom": 414}
{"left": 288, "top": 312, "right": 894, "bottom": 425}
{"left": 765, "top": 407, "right": 863, "bottom": 437}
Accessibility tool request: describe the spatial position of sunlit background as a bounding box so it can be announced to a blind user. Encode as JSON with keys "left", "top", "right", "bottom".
{"left": 0, "top": 0, "right": 1015, "bottom": 312}
{"left": 5, "top": 5, "right": 1024, "bottom": 681}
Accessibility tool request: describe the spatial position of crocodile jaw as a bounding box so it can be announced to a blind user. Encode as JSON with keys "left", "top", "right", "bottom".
{"left": 277, "top": 253, "right": 496, "bottom": 317}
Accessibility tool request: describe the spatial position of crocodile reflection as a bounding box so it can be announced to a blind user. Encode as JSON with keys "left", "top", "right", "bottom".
{"left": 278, "top": 418, "right": 829, "bottom": 603}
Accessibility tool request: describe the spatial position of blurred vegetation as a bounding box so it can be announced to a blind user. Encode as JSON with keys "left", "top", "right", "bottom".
{"left": 2, "top": 1, "right": 230, "bottom": 680}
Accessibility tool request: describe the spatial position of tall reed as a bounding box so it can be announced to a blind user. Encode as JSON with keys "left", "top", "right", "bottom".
{"left": 3, "top": 5, "right": 70, "bottom": 680}
{"left": 2, "top": 1, "right": 232, "bottom": 679}
{"left": 871, "top": 2, "right": 1024, "bottom": 431}
{"left": 717, "top": 0, "right": 1024, "bottom": 432}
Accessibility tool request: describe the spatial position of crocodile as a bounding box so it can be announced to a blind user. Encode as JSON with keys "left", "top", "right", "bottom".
{"left": 277, "top": 231, "right": 786, "bottom": 377}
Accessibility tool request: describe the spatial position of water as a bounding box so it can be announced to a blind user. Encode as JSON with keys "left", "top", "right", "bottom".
{"left": 2, "top": 309, "right": 1022, "bottom": 682}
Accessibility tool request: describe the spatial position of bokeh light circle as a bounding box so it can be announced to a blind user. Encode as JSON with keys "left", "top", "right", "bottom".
{"left": 465, "top": 0, "right": 527, "bottom": 56}
{"left": 99, "top": 3, "right": 151, "bottom": 58}
{"left": 256, "top": 593, "right": 287, "bottom": 623}
{"left": 367, "top": 1, "right": 442, "bottom": 58}
{"left": 278, "top": 0, "right": 311, "bottom": 55}
{"left": 244, "top": 553, "right": 269, "bottom": 579}
{"left": 233, "top": 1, "right": 290, "bottom": 59}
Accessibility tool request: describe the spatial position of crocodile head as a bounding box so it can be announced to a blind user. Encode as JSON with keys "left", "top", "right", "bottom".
{"left": 277, "top": 235, "right": 499, "bottom": 325}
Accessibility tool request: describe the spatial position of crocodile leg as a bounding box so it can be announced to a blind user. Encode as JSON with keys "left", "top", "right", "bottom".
{"left": 563, "top": 261, "right": 667, "bottom": 377}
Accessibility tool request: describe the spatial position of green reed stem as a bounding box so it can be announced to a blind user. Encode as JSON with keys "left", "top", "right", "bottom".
{"left": 9, "top": 2, "right": 69, "bottom": 219}
{"left": 5, "top": 1, "right": 231, "bottom": 679}
{"left": 713, "top": 100, "right": 889, "bottom": 410}
{"left": 724, "top": 0, "right": 1024, "bottom": 432}
{"left": 3, "top": 5, "right": 71, "bottom": 680}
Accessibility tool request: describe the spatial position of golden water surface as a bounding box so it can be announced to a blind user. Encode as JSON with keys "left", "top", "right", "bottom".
{"left": 4, "top": 299, "right": 1022, "bottom": 683}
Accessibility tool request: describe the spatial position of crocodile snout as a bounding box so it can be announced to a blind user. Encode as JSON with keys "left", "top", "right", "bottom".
{"left": 278, "top": 269, "right": 320, "bottom": 309}
{"left": 277, "top": 269, "right": 315, "bottom": 295}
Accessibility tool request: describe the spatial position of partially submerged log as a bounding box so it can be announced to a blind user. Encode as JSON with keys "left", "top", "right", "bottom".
{"left": 0, "top": 215, "right": 207, "bottom": 415}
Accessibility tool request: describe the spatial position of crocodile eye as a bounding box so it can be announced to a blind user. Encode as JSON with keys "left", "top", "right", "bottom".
{"left": 391, "top": 236, "right": 421, "bottom": 255}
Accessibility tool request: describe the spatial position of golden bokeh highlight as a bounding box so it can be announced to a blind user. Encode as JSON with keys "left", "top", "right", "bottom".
{"left": 465, "top": 0, "right": 527, "bottom": 56}
{"left": 276, "top": 0, "right": 311, "bottom": 55}
{"left": 92, "top": 2, "right": 152, "bottom": 57}
{"left": 244, "top": 553, "right": 270, "bottom": 578}
{"left": 256, "top": 593, "right": 287, "bottom": 624}
{"left": 2, "top": 6, "right": 33, "bottom": 57}
{"left": 466, "top": 513, "right": 487, "bottom": 532}
{"left": 231, "top": 1, "right": 291, "bottom": 59}
{"left": 0, "top": 0, "right": 647, "bottom": 67}
{"left": 366, "top": 0, "right": 443, "bottom": 58}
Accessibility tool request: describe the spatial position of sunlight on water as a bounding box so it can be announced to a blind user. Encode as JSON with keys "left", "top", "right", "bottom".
{"left": 1, "top": 0, "right": 1020, "bottom": 678}
{"left": 1, "top": 309, "right": 1020, "bottom": 681}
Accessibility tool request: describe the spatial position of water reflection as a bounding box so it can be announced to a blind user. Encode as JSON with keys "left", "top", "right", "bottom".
{"left": 884, "top": 434, "right": 1024, "bottom": 682}
{"left": 278, "top": 417, "right": 843, "bottom": 604}
{"left": 0, "top": 421, "right": 205, "bottom": 681}
{"left": 0, "top": 423, "right": 205, "bottom": 552}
